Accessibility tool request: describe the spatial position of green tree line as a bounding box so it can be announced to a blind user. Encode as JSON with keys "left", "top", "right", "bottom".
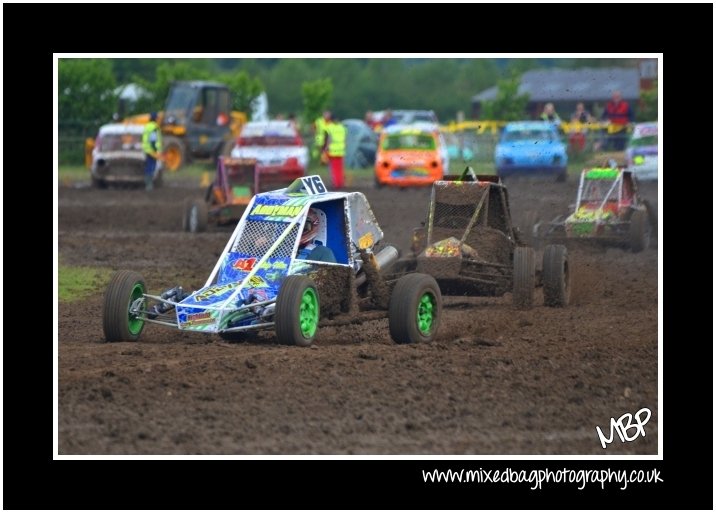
{"left": 59, "top": 58, "right": 506, "bottom": 126}
{"left": 59, "top": 57, "right": 655, "bottom": 127}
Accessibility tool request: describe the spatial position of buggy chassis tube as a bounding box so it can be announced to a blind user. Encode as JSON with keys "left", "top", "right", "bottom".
{"left": 133, "top": 295, "right": 278, "bottom": 331}
{"left": 199, "top": 200, "right": 311, "bottom": 330}
{"left": 136, "top": 200, "right": 310, "bottom": 334}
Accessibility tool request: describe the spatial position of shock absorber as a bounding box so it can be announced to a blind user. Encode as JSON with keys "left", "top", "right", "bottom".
{"left": 148, "top": 286, "right": 186, "bottom": 318}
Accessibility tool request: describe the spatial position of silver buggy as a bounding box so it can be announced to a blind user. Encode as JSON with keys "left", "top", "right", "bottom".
{"left": 103, "top": 175, "right": 442, "bottom": 346}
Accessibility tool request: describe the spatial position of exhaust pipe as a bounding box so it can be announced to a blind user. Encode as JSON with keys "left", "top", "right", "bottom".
{"left": 355, "top": 245, "right": 399, "bottom": 287}
{"left": 374, "top": 244, "right": 399, "bottom": 270}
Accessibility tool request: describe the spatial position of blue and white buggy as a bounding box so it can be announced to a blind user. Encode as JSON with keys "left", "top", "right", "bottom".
{"left": 103, "top": 176, "right": 442, "bottom": 346}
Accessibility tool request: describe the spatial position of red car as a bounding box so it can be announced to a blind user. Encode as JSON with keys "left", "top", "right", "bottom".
{"left": 229, "top": 120, "right": 308, "bottom": 177}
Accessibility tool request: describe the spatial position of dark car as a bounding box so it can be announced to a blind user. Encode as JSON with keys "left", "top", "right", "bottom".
{"left": 343, "top": 119, "right": 378, "bottom": 169}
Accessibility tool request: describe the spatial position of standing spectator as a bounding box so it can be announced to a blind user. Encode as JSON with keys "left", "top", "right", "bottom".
{"left": 568, "top": 102, "right": 594, "bottom": 153}
{"left": 323, "top": 114, "right": 346, "bottom": 189}
{"left": 601, "top": 90, "right": 633, "bottom": 150}
{"left": 571, "top": 102, "right": 594, "bottom": 124}
{"left": 381, "top": 109, "right": 397, "bottom": 129}
{"left": 540, "top": 103, "right": 561, "bottom": 124}
{"left": 312, "top": 110, "right": 331, "bottom": 161}
{"left": 141, "top": 112, "right": 162, "bottom": 191}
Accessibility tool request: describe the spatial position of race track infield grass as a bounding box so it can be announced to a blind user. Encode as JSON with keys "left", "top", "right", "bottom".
{"left": 58, "top": 265, "right": 113, "bottom": 303}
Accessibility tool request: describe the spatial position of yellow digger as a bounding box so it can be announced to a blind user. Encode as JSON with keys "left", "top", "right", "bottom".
{"left": 85, "top": 81, "right": 247, "bottom": 172}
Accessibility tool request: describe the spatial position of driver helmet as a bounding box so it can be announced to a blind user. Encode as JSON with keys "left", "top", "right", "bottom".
{"left": 300, "top": 209, "right": 320, "bottom": 246}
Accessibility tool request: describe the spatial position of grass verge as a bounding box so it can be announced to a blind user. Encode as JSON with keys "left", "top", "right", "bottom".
{"left": 58, "top": 265, "right": 113, "bottom": 303}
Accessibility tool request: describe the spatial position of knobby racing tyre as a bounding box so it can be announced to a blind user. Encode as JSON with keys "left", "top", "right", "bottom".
{"left": 184, "top": 199, "right": 208, "bottom": 233}
{"left": 512, "top": 246, "right": 535, "bottom": 310}
{"left": 275, "top": 275, "right": 320, "bottom": 347}
{"left": 388, "top": 273, "right": 442, "bottom": 344}
{"left": 103, "top": 270, "right": 146, "bottom": 342}
{"left": 629, "top": 209, "right": 650, "bottom": 252}
{"left": 543, "top": 244, "right": 570, "bottom": 307}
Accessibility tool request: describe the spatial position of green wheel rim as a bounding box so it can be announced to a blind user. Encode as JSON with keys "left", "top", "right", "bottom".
{"left": 299, "top": 288, "right": 318, "bottom": 339}
{"left": 127, "top": 283, "right": 145, "bottom": 335}
{"left": 417, "top": 292, "right": 436, "bottom": 335}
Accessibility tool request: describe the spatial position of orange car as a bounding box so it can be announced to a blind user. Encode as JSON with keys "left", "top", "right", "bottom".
{"left": 374, "top": 124, "right": 446, "bottom": 187}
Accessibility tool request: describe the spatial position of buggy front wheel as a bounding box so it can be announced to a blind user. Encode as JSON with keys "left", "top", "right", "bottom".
{"left": 275, "top": 276, "right": 320, "bottom": 347}
{"left": 184, "top": 199, "right": 208, "bottom": 233}
{"left": 103, "top": 270, "right": 146, "bottom": 342}
{"left": 543, "top": 244, "right": 570, "bottom": 307}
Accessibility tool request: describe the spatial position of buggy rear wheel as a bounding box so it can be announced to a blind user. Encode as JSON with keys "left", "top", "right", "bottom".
{"left": 275, "top": 276, "right": 320, "bottom": 347}
{"left": 388, "top": 273, "right": 442, "bottom": 344}
{"left": 512, "top": 246, "right": 535, "bottom": 310}
{"left": 103, "top": 270, "right": 146, "bottom": 342}
{"left": 543, "top": 244, "right": 570, "bottom": 307}
{"left": 184, "top": 199, "right": 208, "bottom": 233}
{"left": 629, "top": 209, "right": 650, "bottom": 252}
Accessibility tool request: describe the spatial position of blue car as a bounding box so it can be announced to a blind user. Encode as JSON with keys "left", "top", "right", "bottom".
{"left": 495, "top": 121, "right": 568, "bottom": 182}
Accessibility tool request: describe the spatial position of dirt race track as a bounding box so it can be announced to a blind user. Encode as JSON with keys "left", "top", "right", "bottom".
{"left": 58, "top": 173, "right": 659, "bottom": 455}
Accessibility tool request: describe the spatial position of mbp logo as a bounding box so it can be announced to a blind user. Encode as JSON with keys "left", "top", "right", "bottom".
{"left": 596, "top": 408, "right": 651, "bottom": 449}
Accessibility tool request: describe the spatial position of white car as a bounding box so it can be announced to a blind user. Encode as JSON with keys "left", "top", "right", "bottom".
{"left": 230, "top": 120, "right": 309, "bottom": 172}
{"left": 90, "top": 123, "right": 163, "bottom": 188}
{"left": 625, "top": 122, "right": 658, "bottom": 181}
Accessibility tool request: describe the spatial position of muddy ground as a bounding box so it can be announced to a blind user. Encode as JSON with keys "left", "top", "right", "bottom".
{"left": 58, "top": 173, "right": 659, "bottom": 455}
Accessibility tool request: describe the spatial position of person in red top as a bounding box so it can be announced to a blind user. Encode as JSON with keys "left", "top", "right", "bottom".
{"left": 601, "top": 90, "right": 633, "bottom": 150}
